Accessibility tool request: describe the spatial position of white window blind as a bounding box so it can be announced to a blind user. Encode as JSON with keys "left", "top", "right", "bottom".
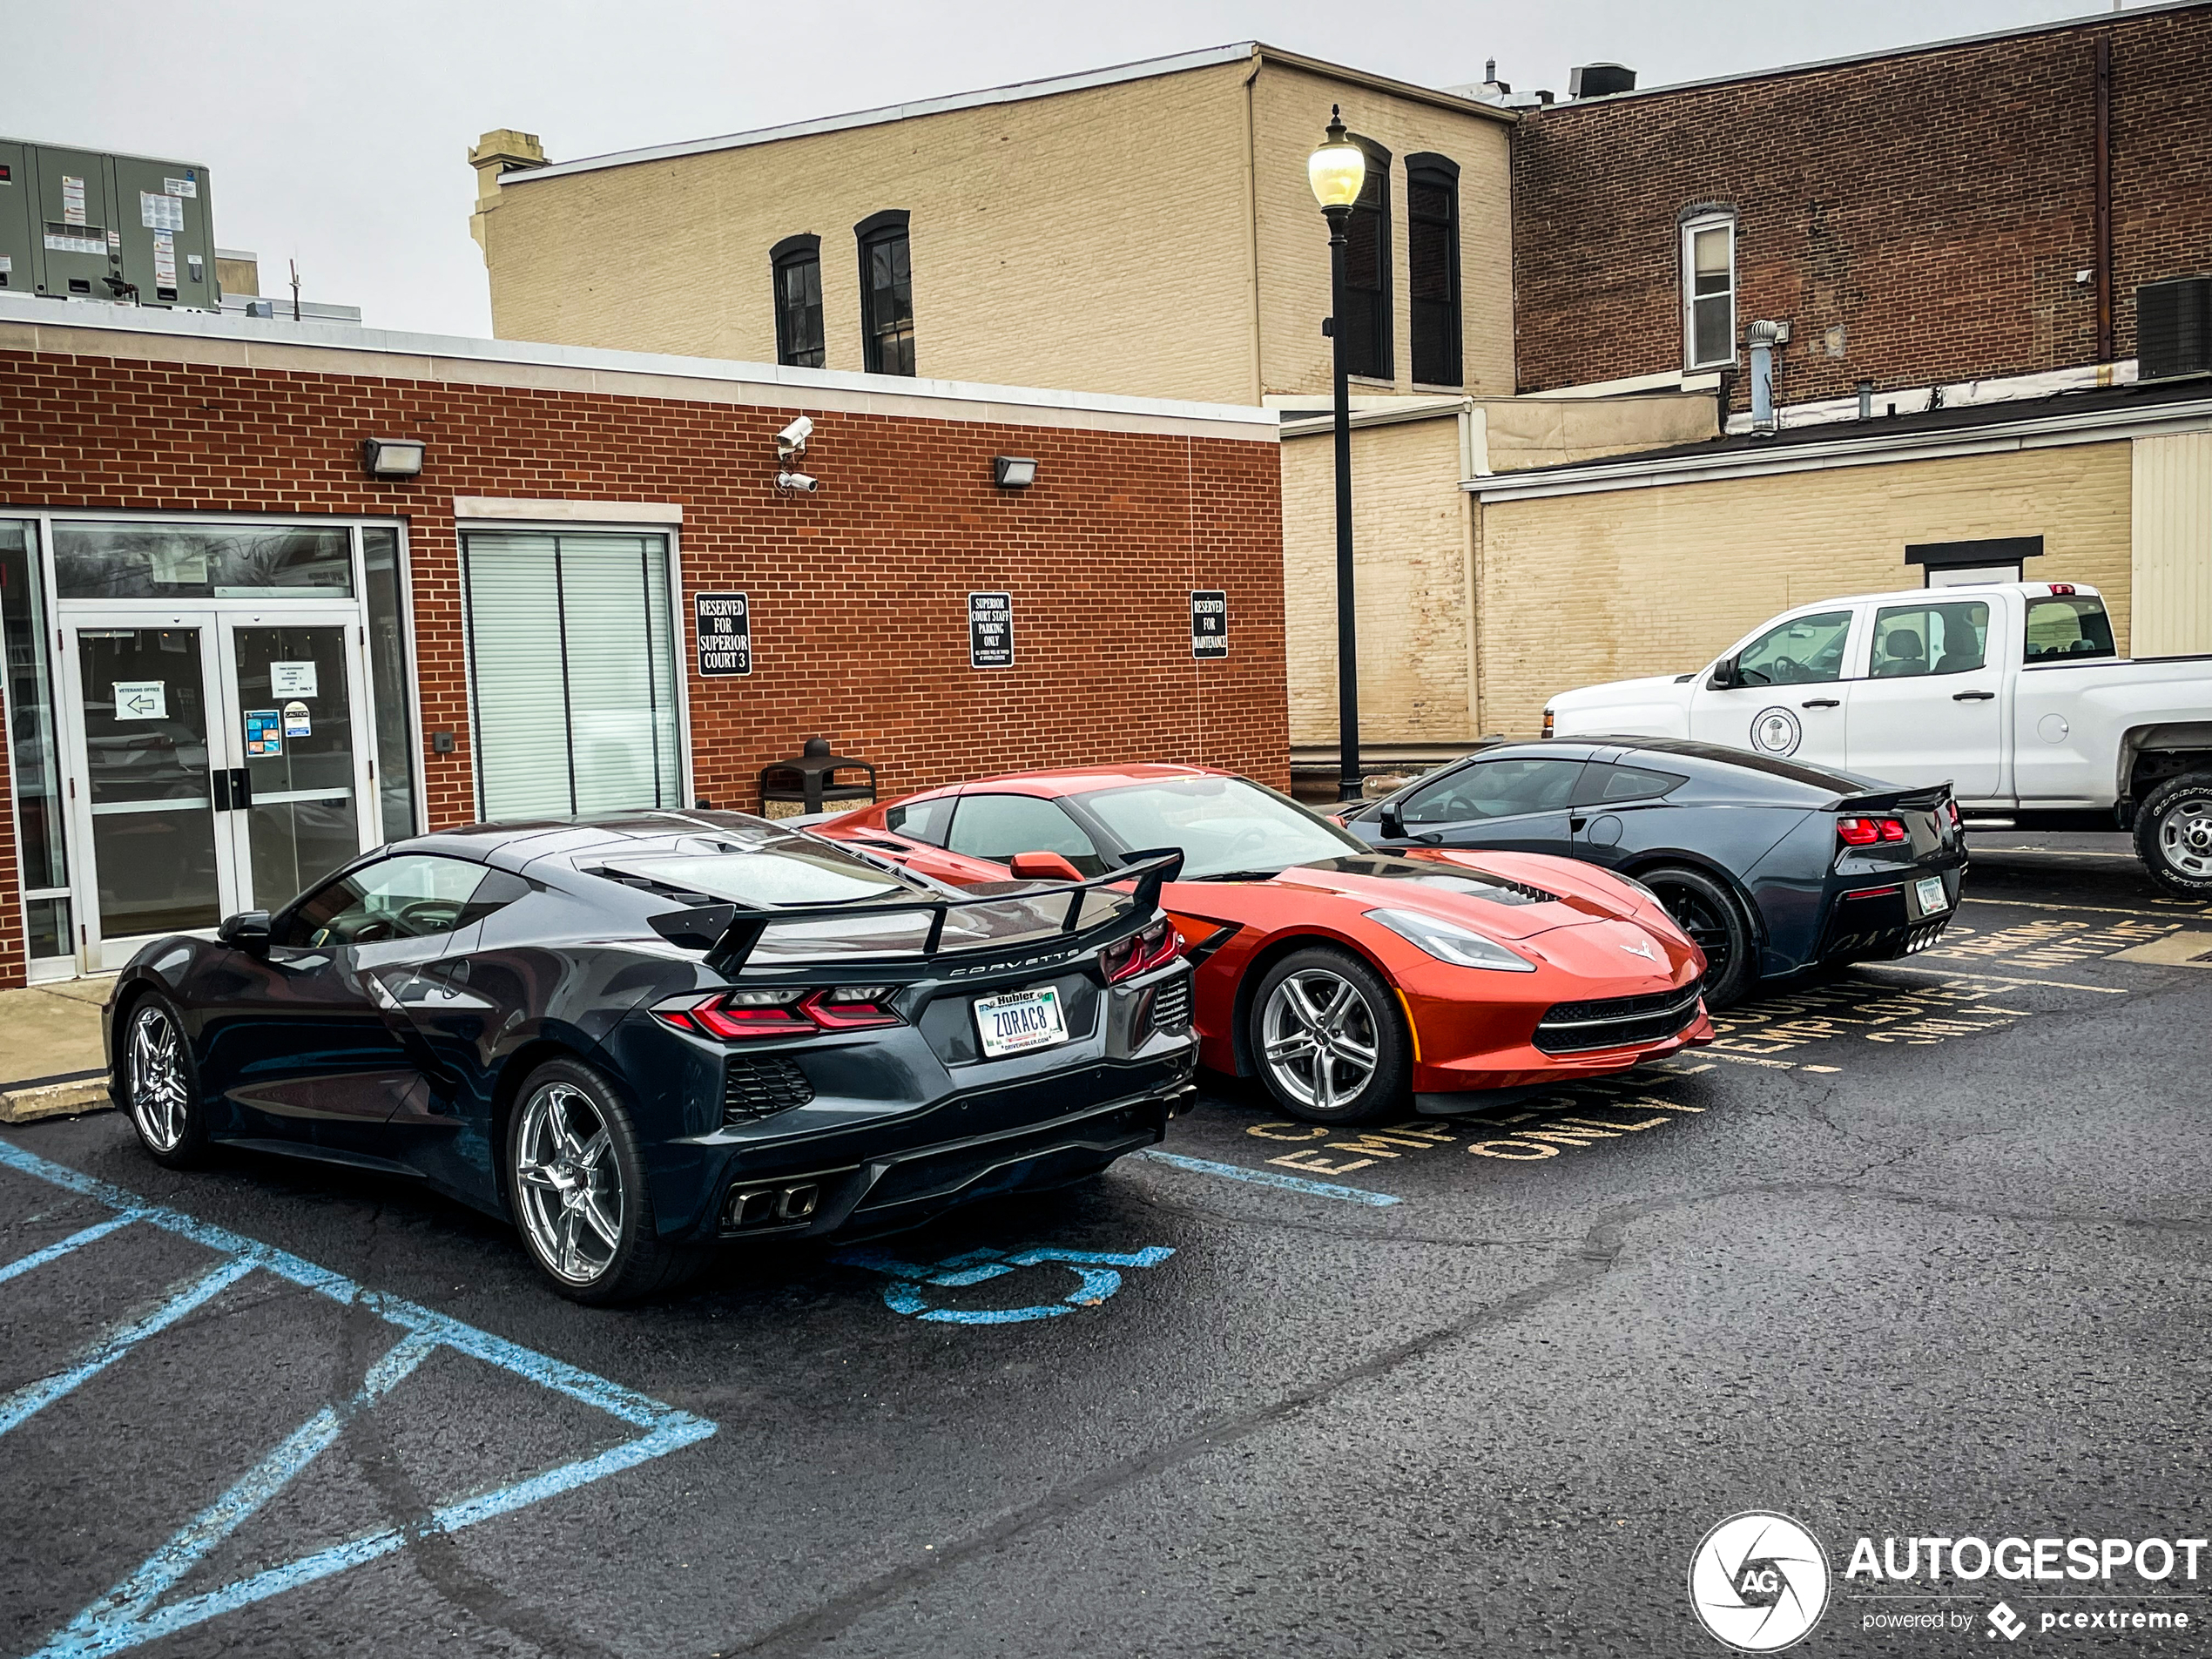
{"left": 462, "top": 530, "right": 683, "bottom": 820}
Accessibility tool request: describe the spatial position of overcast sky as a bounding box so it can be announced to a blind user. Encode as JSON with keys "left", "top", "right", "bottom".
{"left": 10, "top": 0, "right": 2122, "bottom": 339}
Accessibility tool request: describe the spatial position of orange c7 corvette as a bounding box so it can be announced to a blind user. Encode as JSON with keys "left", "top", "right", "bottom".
{"left": 812, "top": 765, "right": 1711, "bottom": 1124}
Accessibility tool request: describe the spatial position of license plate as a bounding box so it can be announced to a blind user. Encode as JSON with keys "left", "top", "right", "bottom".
{"left": 974, "top": 987, "right": 1069, "bottom": 1058}
{"left": 1915, "top": 875, "right": 1949, "bottom": 915}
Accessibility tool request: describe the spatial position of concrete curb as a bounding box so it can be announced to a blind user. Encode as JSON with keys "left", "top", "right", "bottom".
{"left": 0, "top": 1077, "right": 114, "bottom": 1124}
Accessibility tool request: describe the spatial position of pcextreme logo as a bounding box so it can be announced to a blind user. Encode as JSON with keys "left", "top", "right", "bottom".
{"left": 1689, "top": 1512, "right": 1832, "bottom": 1652}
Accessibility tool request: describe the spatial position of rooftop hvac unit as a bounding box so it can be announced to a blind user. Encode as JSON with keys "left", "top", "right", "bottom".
{"left": 2137, "top": 276, "right": 2212, "bottom": 381}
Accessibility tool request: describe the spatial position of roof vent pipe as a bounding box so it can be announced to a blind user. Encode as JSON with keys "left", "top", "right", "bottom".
{"left": 1747, "top": 320, "right": 1790, "bottom": 434}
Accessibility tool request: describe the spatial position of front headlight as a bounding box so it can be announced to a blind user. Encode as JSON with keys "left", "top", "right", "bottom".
{"left": 1366, "top": 907, "right": 1536, "bottom": 972}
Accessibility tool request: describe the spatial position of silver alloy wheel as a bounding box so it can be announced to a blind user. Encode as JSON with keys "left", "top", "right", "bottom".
{"left": 513, "top": 1082, "right": 624, "bottom": 1285}
{"left": 1259, "top": 968, "right": 1380, "bottom": 1113}
{"left": 2158, "top": 792, "right": 2212, "bottom": 880}
{"left": 128, "top": 1003, "right": 190, "bottom": 1152}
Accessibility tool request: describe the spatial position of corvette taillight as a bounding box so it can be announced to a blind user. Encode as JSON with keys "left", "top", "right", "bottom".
{"left": 655, "top": 986, "right": 901, "bottom": 1040}
{"left": 1946, "top": 799, "right": 1961, "bottom": 831}
{"left": 1837, "top": 815, "right": 1907, "bottom": 846}
{"left": 1101, "top": 918, "right": 1182, "bottom": 984}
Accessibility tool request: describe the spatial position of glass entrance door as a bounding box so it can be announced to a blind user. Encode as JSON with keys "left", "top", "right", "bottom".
{"left": 64, "top": 610, "right": 374, "bottom": 969}
{"left": 71, "top": 623, "right": 226, "bottom": 954}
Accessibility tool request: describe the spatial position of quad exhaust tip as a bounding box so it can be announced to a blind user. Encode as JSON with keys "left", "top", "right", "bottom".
{"left": 725, "top": 1182, "right": 820, "bottom": 1231}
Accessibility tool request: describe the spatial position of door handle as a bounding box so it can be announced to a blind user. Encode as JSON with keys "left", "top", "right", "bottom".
{"left": 1801, "top": 698, "right": 1840, "bottom": 709}
{"left": 1416, "top": 832, "right": 1444, "bottom": 845}
{"left": 212, "top": 768, "right": 233, "bottom": 812}
{"left": 229, "top": 767, "right": 253, "bottom": 809}
{"left": 1952, "top": 691, "right": 1996, "bottom": 702}
{"left": 1569, "top": 815, "right": 1588, "bottom": 832}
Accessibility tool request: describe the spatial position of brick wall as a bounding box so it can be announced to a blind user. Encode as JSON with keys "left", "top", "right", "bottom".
{"left": 1511, "top": 3, "right": 2212, "bottom": 407}
{"left": 0, "top": 346, "right": 1285, "bottom": 986}
{"left": 1476, "top": 442, "right": 2135, "bottom": 737}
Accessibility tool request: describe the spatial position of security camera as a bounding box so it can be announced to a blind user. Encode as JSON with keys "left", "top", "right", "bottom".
{"left": 775, "top": 469, "right": 819, "bottom": 495}
{"left": 776, "top": 415, "right": 813, "bottom": 460}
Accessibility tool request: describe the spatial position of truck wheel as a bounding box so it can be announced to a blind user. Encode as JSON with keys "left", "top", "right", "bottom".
{"left": 2134, "top": 772, "right": 2212, "bottom": 900}
{"left": 1641, "top": 867, "right": 1757, "bottom": 1008}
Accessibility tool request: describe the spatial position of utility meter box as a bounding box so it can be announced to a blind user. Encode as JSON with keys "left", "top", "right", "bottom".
{"left": 5, "top": 138, "right": 219, "bottom": 309}
{"left": 0, "top": 140, "right": 32, "bottom": 295}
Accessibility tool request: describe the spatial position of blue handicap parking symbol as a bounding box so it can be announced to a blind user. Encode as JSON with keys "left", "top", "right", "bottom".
{"left": 0, "top": 1136, "right": 716, "bottom": 1659}
{"left": 834, "top": 1243, "right": 1176, "bottom": 1324}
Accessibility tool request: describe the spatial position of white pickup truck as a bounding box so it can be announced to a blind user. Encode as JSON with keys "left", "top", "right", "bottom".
{"left": 1541, "top": 582, "right": 2212, "bottom": 896}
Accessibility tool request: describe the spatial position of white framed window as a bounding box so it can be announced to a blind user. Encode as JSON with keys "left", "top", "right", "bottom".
{"left": 1682, "top": 214, "right": 1737, "bottom": 369}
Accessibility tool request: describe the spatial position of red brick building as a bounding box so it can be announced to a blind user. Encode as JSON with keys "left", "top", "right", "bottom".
{"left": 1509, "top": 0, "right": 2212, "bottom": 417}
{"left": 0, "top": 299, "right": 1283, "bottom": 987}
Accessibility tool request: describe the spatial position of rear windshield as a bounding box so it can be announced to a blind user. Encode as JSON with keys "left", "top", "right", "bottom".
{"left": 1615, "top": 738, "right": 1876, "bottom": 796}
{"left": 2023, "top": 595, "right": 2117, "bottom": 664}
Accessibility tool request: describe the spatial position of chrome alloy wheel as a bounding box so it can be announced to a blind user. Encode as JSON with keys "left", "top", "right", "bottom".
{"left": 513, "top": 1082, "right": 624, "bottom": 1286}
{"left": 128, "top": 1003, "right": 190, "bottom": 1152}
{"left": 1258, "top": 968, "right": 1381, "bottom": 1113}
{"left": 2158, "top": 791, "right": 2212, "bottom": 881}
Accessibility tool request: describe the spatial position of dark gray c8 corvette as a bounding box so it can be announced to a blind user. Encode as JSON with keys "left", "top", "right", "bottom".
{"left": 1338, "top": 738, "right": 1966, "bottom": 1006}
{"left": 103, "top": 812, "right": 1197, "bottom": 1303}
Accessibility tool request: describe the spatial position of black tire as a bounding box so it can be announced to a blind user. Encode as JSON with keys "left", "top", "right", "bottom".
{"left": 504, "top": 1056, "right": 705, "bottom": 1306}
{"left": 1247, "top": 946, "right": 1411, "bottom": 1126}
{"left": 1641, "top": 866, "right": 1757, "bottom": 1008}
{"left": 119, "top": 991, "right": 212, "bottom": 1170}
{"left": 2134, "top": 772, "right": 2212, "bottom": 900}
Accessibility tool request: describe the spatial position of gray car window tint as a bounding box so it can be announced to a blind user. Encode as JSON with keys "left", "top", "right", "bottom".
{"left": 282, "top": 854, "right": 491, "bottom": 948}
{"left": 944, "top": 793, "right": 1106, "bottom": 874}
{"left": 1400, "top": 759, "right": 1583, "bottom": 826}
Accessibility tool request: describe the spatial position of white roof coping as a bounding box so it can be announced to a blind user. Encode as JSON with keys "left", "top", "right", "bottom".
{"left": 0, "top": 293, "right": 1278, "bottom": 441}
{"left": 505, "top": 40, "right": 1509, "bottom": 187}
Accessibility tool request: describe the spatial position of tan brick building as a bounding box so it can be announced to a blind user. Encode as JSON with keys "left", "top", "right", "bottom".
{"left": 469, "top": 46, "right": 1515, "bottom": 408}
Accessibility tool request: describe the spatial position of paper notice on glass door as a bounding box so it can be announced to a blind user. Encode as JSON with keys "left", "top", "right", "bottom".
{"left": 270, "top": 661, "right": 319, "bottom": 698}
{"left": 111, "top": 682, "right": 166, "bottom": 721}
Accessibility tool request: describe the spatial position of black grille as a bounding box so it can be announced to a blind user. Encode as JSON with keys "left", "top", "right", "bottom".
{"left": 724, "top": 1055, "right": 814, "bottom": 1123}
{"left": 1533, "top": 985, "right": 1703, "bottom": 1055}
{"left": 1147, "top": 975, "right": 1192, "bottom": 1036}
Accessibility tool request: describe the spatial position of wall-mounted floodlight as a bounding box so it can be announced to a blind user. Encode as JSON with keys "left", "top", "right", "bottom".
{"left": 993, "top": 456, "right": 1038, "bottom": 489}
{"left": 361, "top": 437, "right": 426, "bottom": 479}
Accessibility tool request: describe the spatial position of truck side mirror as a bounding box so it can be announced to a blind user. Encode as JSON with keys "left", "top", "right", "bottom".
{"left": 1707, "top": 655, "right": 1740, "bottom": 691}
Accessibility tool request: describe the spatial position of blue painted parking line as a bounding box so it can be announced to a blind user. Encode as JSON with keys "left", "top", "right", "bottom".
{"left": 837, "top": 1243, "right": 1177, "bottom": 1324}
{"left": 1137, "top": 1148, "right": 1401, "bottom": 1207}
{"left": 0, "top": 1135, "right": 716, "bottom": 1659}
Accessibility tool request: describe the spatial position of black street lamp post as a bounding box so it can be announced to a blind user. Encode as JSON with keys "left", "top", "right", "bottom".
{"left": 1309, "top": 107, "right": 1367, "bottom": 803}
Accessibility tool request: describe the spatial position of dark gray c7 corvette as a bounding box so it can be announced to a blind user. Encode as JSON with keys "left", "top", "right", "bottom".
{"left": 103, "top": 812, "right": 1196, "bottom": 1303}
{"left": 1339, "top": 738, "right": 1966, "bottom": 1006}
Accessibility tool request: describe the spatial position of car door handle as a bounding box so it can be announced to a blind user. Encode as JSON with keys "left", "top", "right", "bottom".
{"left": 1568, "top": 815, "right": 1587, "bottom": 832}
{"left": 1952, "top": 691, "right": 1995, "bottom": 702}
{"left": 1800, "top": 698, "right": 1840, "bottom": 709}
{"left": 1416, "top": 832, "right": 1444, "bottom": 844}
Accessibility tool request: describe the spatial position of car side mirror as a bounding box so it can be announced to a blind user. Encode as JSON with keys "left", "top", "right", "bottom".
{"left": 1379, "top": 802, "right": 1406, "bottom": 840}
{"left": 1707, "top": 654, "right": 1740, "bottom": 691}
{"left": 1008, "top": 850, "right": 1085, "bottom": 882}
{"left": 218, "top": 910, "right": 272, "bottom": 954}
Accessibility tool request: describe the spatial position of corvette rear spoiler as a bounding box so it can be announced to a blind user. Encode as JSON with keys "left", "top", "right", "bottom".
{"left": 647, "top": 849, "right": 1184, "bottom": 976}
{"left": 1833, "top": 781, "right": 1952, "bottom": 814}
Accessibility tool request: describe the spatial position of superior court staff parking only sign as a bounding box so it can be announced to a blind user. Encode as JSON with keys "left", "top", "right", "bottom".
{"left": 969, "top": 591, "right": 1013, "bottom": 668}
{"left": 694, "top": 592, "right": 752, "bottom": 676}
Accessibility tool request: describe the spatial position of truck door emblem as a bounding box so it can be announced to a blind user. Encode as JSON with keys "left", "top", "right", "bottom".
{"left": 1750, "top": 706, "right": 1803, "bottom": 756}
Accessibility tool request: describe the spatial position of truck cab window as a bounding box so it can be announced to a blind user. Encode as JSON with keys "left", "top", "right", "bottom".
{"left": 2023, "top": 596, "right": 2117, "bottom": 663}
{"left": 1872, "top": 601, "right": 1990, "bottom": 678}
{"left": 1736, "top": 610, "right": 1853, "bottom": 685}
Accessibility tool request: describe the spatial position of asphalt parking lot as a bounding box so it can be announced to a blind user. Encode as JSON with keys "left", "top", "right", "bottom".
{"left": 3, "top": 839, "right": 2209, "bottom": 1658}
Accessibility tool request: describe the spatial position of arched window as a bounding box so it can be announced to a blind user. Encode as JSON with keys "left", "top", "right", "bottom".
{"left": 1405, "top": 154, "right": 1461, "bottom": 388}
{"left": 770, "top": 233, "right": 824, "bottom": 368}
{"left": 855, "top": 210, "right": 915, "bottom": 377}
{"left": 1339, "top": 138, "right": 1392, "bottom": 381}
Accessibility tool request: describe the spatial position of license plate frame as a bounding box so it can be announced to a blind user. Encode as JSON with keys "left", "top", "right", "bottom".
{"left": 974, "top": 987, "right": 1069, "bottom": 1058}
{"left": 1913, "top": 874, "right": 1949, "bottom": 916}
